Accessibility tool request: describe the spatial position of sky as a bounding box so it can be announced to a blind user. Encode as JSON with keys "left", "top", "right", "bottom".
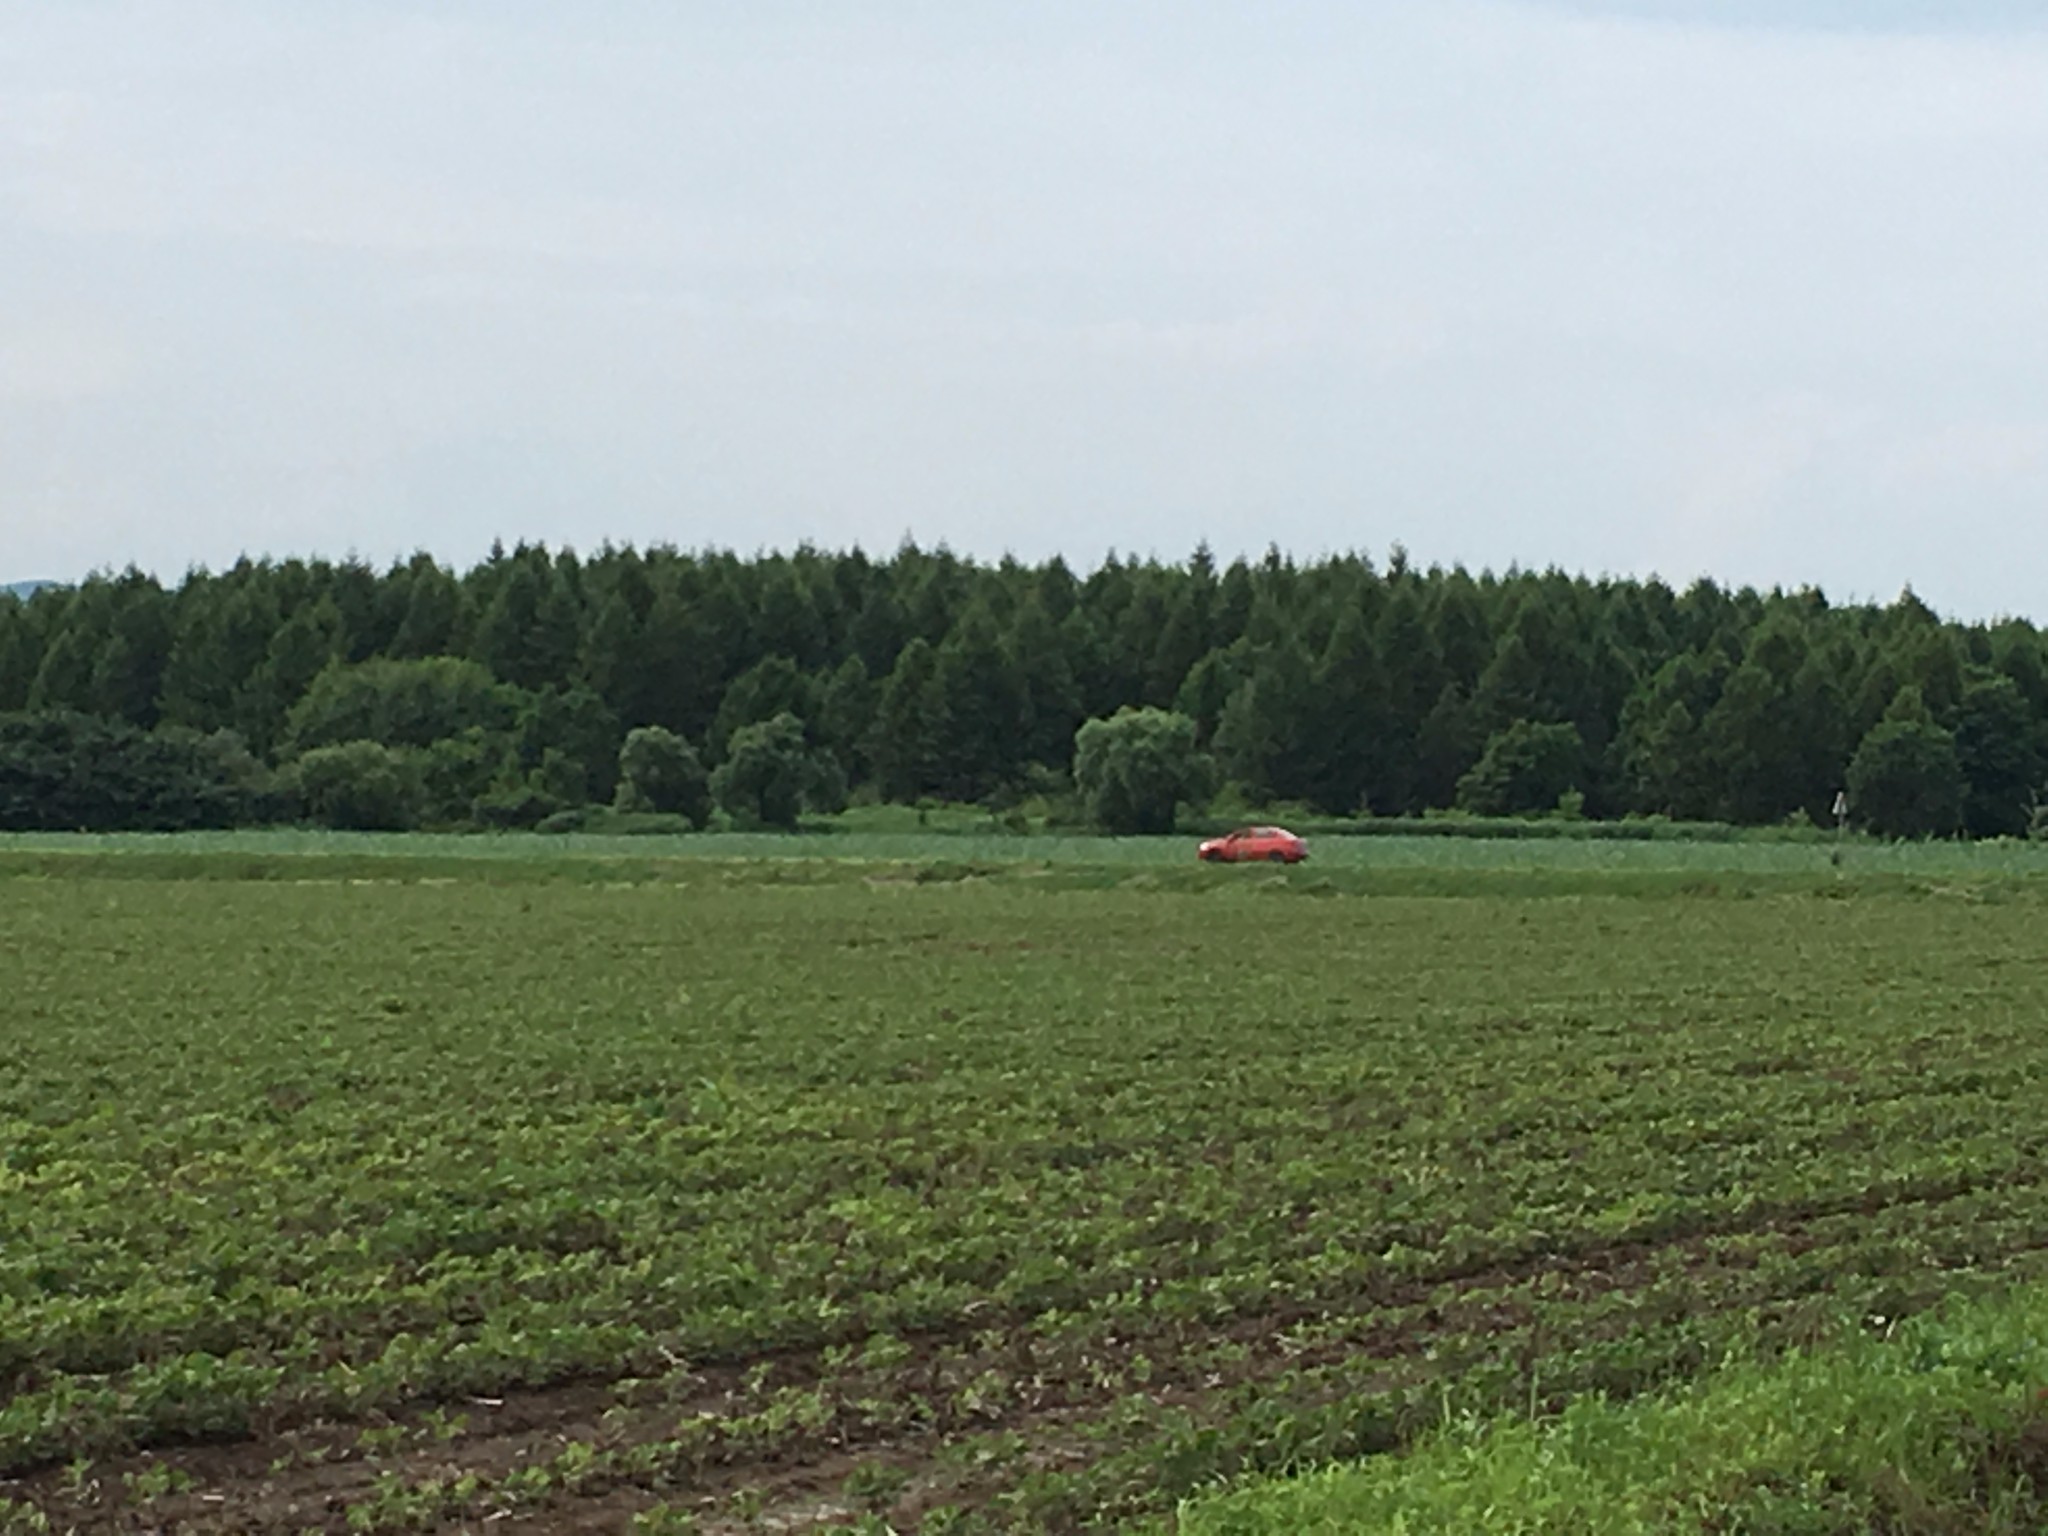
{"left": 4, "top": 1, "right": 2048, "bottom": 619}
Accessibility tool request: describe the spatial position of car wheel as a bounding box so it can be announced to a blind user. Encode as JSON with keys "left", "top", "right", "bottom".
{"left": 1202, "top": 850, "right": 1221, "bottom": 863}
{"left": 1267, "top": 850, "right": 1286, "bottom": 863}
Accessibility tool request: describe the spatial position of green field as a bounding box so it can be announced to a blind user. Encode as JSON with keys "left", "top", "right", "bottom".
{"left": 7, "top": 849, "right": 2048, "bottom": 1532}
{"left": 10, "top": 823, "right": 2048, "bottom": 878}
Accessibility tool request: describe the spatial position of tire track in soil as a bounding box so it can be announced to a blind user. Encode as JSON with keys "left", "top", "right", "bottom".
{"left": 13, "top": 1172, "right": 2048, "bottom": 1534}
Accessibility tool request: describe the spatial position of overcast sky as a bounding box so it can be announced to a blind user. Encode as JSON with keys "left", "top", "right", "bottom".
{"left": 4, "top": 1, "right": 2047, "bottom": 618}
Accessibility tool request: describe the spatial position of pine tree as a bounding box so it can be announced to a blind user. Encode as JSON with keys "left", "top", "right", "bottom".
{"left": 240, "top": 596, "right": 345, "bottom": 754}
{"left": 580, "top": 594, "right": 644, "bottom": 719}
{"left": 1617, "top": 649, "right": 1725, "bottom": 818}
{"left": 818, "top": 655, "right": 878, "bottom": 779}
{"left": 931, "top": 607, "right": 1029, "bottom": 800}
{"left": 1304, "top": 606, "right": 1388, "bottom": 815}
{"left": 90, "top": 573, "right": 174, "bottom": 728}
{"left": 710, "top": 656, "right": 818, "bottom": 761}
{"left": 28, "top": 589, "right": 105, "bottom": 714}
{"left": 159, "top": 582, "right": 279, "bottom": 734}
{"left": 475, "top": 552, "right": 581, "bottom": 692}
{"left": 1173, "top": 644, "right": 1250, "bottom": 753}
{"left": 1414, "top": 683, "right": 1484, "bottom": 811}
{"left": 1214, "top": 643, "right": 1314, "bottom": 805}
{"left": 868, "top": 638, "right": 946, "bottom": 802}
{"left": 631, "top": 584, "right": 720, "bottom": 742}
{"left": 1373, "top": 587, "right": 1446, "bottom": 816}
{"left": 328, "top": 560, "right": 386, "bottom": 662}
{"left": 1011, "top": 594, "right": 1082, "bottom": 771}
{"left": 0, "top": 601, "right": 32, "bottom": 712}
{"left": 1954, "top": 674, "right": 2042, "bottom": 838}
{"left": 389, "top": 560, "right": 464, "bottom": 658}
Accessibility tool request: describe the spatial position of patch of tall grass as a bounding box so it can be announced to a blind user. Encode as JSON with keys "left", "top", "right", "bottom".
{"left": 1178, "top": 1284, "right": 2048, "bottom": 1535}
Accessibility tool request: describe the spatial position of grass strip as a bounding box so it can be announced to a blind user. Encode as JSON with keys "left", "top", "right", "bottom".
{"left": 1178, "top": 1281, "right": 2048, "bottom": 1534}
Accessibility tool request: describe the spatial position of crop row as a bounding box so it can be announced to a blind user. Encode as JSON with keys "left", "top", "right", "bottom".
{"left": 4, "top": 869, "right": 2048, "bottom": 1527}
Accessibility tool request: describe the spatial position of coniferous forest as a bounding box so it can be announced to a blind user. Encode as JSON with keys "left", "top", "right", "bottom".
{"left": 0, "top": 541, "right": 2041, "bottom": 838}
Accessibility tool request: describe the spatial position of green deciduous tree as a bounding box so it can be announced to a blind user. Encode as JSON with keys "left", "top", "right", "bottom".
{"left": 1456, "top": 721, "right": 1586, "bottom": 817}
{"left": 284, "top": 657, "right": 514, "bottom": 755}
{"left": 616, "top": 726, "right": 712, "bottom": 828}
{"left": 712, "top": 713, "right": 838, "bottom": 830}
{"left": 1072, "top": 707, "right": 1216, "bottom": 835}
{"left": 1847, "top": 716, "right": 1965, "bottom": 839}
{"left": 291, "top": 740, "right": 423, "bottom": 831}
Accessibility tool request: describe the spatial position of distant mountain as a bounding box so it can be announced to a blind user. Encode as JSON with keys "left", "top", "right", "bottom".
{"left": 2, "top": 581, "right": 57, "bottom": 600}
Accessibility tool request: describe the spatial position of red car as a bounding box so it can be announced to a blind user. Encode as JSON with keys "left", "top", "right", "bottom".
{"left": 1198, "top": 826, "right": 1309, "bottom": 864}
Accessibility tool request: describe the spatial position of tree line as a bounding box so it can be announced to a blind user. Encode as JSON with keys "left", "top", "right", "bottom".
{"left": 0, "top": 540, "right": 2040, "bottom": 837}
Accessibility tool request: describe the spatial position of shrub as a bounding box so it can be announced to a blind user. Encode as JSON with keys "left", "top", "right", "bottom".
{"left": 470, "top": 781, "right": 564, "bottom": 831}
{"left": 0, "top": 711, "right": 280, "bottom": 831}
{"left": 293, "top": 741, "right": 424, "bottom": 831}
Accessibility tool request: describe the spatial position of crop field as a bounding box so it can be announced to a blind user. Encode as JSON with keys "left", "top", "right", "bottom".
{"left": 15, "top": 825, "right": 2048, "bottom": 879}
{"left": 6, "top": 855, "right": 2048, "bottom": 1531}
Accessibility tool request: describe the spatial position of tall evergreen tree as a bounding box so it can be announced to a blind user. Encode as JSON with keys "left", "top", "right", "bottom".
{"left": 631, "top": 583, "right": 720, "bottom": 741}
{"left": 931, "top": 607, "right": 1029, "bottom": 801}
{"left": 475, "top": 552, "right": 580, "bottom": 693}
{"left": 389, "top": 559, "right": 465, "bottom": 659}
{"left": 1414, "top": 683, "right": 1484, "bottom": 810}
{"left": 1953, "top": 674, "right": 2042, "bottom": 838}
{"left": 1373, "top": 586, "right": 1446, "bottom": 816}
{"left": 1011, "top": 594, "right": 1083, "bottom": 770}
{"left": 159, "top": 582, "right": 279, "bottom": 735}
{"left": 710, "top": 656, "right": 818, "bottom": 761}
{"left": 1618, "top": 649, "right": 1729, "bottom": 819}
{"left": 817, "top": 655, "right": 878, "bottom": 779}
{"left": 90, "top": 573, "right": 174, "bottom": 728}
{"left": 869, "top": 637, "right": 946, "bottom": 802}
{"left": 29, "top": 615, "right": 101, "bottom": 715}
{"left": 1174, "top": 644, "right": 1250, "bottom": 753}
{"left": 0, "top": 601, "right": 32, "bottom": 712}
{"left": 1303, "top": 606, "right": 1389, "bottom": 815}
{"left": 239, "top": 595, "right": 345, "bottom": 753}
{"left": 1214, "top": 643, "right": 1315, "bottom": 805}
